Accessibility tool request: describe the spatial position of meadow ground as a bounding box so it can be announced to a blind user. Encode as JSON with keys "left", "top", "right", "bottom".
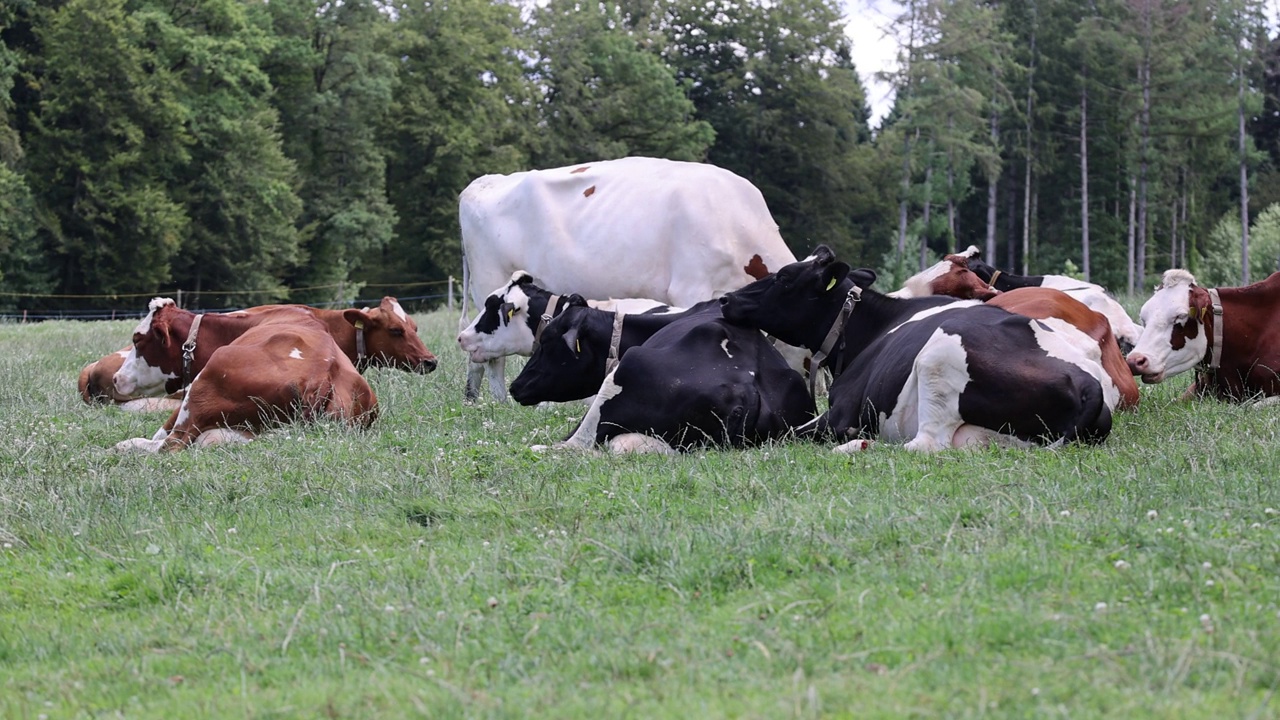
{"left": 1, "top": 307, "right": 1278, "bottom": 719}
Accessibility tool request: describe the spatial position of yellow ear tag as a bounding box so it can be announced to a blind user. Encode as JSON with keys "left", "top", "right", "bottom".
{"left": 825, "top": 277, "right": 837, "bottom": 291}
{"left": 1189, "top": 307, "right": 1200, "bottom": 321}
{"left": 576, "top": 339, "right": 581, "bottom": 353}
{"left": 354, "top": 320, "right": 365, "bottom": 330}
{"left": 506, "top": 308, "right": 515, "bottom": 321}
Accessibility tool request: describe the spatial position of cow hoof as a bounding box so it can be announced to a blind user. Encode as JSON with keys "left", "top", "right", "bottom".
{"left": 607, "top": 433, "right": 676, "bottom": 455}
{"left": 834, "top": 439, "right": 872, "bottom": 454}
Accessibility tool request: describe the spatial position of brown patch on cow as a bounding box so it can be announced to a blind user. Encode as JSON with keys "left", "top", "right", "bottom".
{"left": 1172, "top": 285, "right": 1210, "bottom": 350}
{"left": 743, "top": 254, "right": 770, "bottom": 280}
{"left": 935, "top": 255, "right": 998, "bottom": 300}
{"left": 583, "top": 185, "right": 595, "bottom": 197}
{"left": 570, "top": 166, "right": 590, "bottom": 174}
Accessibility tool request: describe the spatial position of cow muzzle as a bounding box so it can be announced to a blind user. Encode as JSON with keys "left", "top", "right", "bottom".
{"left": 1126, "top": 352, "right": 1164, "bottom": 384}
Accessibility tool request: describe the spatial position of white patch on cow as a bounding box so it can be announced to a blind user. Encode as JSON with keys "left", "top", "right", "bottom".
{"left": 133, "top": 297, "right": 175, "bottom": 337}
{"left": 113, "top": 346, "right": 176, "bottom": 397}
{"left": 720, "top": 339, "right": 734, "bottom": 358}
{"left": 226, "top": 311, "right": 249, "bottom": 317}
{"left": 889, "top": 260, "right": 952, "bottom": 299}
{"left": 1028, "top": 317, "right": 1120, "bottom": 411}
{"left": 887, "top": 300, "right": 981, "bottom": 335}
{"left": 458, "top": 281, "right": 536, "bottom": 363}
{"left": 876, "top": 328, "right": 971, "bottom": 451}
{"left": 607, "top": 433, "right": 676, "bottom": 455}
{"left": 557, "top": 369, "right": 625, "bottom": 450}
{"left": 115, "top": 348, "right": 131, "bottom": 359}
{"left": 951, "top": 424, "right": 1033, "bottom": 449}
{"left": 289, "top": 348, "right": 304, "bottom": 360}
{"left": 390, "top": 300, "right": 408, "bottom": 322}
{"left": 1127, "top": 272, "right": 1205, "bottom": 383}
{"left": 957, "top": 245, "right": 981, "bottom": 259}
{"left": 597, "top": 298, "right": 670, "bottom": 314}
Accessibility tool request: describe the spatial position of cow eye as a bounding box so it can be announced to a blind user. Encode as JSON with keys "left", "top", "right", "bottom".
{"left": 390, "top": 328, "right": 404, "bottom": 337}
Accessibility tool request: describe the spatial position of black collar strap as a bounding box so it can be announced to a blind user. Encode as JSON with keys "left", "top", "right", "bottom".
{"left": 808, "top": 285, "right": 861, "bottom": 397}
{"left": 181, "top": 314, "right": 204, "bottom": 387}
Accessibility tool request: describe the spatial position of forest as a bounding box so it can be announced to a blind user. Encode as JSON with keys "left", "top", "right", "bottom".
{"left": 1, "top": 0, "right": 1279, "bottom": 315}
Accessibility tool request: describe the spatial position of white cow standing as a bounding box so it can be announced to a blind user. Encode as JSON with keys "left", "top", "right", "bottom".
{"left": 457, "top": 156, "right": 797, "bottom": 401}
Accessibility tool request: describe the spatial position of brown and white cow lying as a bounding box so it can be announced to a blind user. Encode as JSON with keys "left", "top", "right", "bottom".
{"left": 1127, "top": 269, "right": 1280, "bottom": 401}
{"left": 115, "top": 313, "right": 378, "bottom": 452}
{"left": 83, "top": 296, "right": 436, "bottom": 411}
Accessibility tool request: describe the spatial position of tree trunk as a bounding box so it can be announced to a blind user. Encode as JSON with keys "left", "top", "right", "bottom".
{"left": 1007, "top": 174, "right": 1018, "bottom": 270}
{"left": 1240, "top": 47, "right": 1251, "bottom": 284}
{"left": 1137, "top": 42, "right": 1151, "bottom": 292}
{"left": 1022, "top": 0, "right": 1037, "bottom": 276}
{"left": 921, "top": 155, "right": 934, "bottom": 271}
{"left": 1080, "top": 77, "right": 1090, "bottom": 282}
{"left": 986, "top": 112, "right": 999, "bottom": 260}
{"left": 1127, "top": 178, "right": 1136, "bottom": 295}
{"left": 897, "top": 131, "right": 911, "bottom": 264}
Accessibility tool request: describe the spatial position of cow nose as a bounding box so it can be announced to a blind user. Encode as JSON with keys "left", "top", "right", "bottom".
{"left": 719, "top": 296, "right": 730, "bottom": 307}
{"left": 421, "top": 357, "right": 439, "bottom": 374}
{"left": 1127, "top": 353, "right": 1149, "bottom": 375}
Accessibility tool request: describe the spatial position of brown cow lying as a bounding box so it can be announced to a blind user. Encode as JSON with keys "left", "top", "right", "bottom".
{"left": 1128, "top": 269, "right": 1280, "bottom": 401}
{"left": 82, "top": 296, "right": 436, "bottom": 410}
{"left": 115, "top": 314, "right": 378, "bottom": 452}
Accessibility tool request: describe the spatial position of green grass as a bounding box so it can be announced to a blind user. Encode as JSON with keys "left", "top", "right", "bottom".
{"left": 1, "top": 308, "right": 1279, "bottom": 718}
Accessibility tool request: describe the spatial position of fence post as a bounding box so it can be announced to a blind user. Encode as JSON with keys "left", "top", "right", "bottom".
{"left": 448, "top": 276, "right": 454, "bottom": 312}
{"left": 176, "top": 289, "right": 183, "bottom": 308}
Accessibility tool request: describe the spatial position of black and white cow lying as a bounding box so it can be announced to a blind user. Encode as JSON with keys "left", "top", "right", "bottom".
{"left": 534, "top": 310, "right": 815, "bottom": 454}
{"left": 509, "top": 297, "right": 722, "bottom": 405}
{"left": 720, "top": 246, "right": 1117, "bottom": 452}
{"left": 457, "top": 271, "right": 671, "bottom": 401}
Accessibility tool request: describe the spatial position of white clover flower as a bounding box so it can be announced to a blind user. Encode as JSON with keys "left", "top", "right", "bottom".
{"left": 1060, "top": 510, "right": 1072, "bottom": 517}
{"left": 1147, "top": 510, "right": 1158, "bottom": 520}
{"left": 1114, "top": 560, "right": 1131, "bottom": 570}
{"left": 1202, "top": 561, "right": 1213, "bottom": 570}
{"left": 1095, "top": 602, "right": 1108, "bottom": 612}
{"left": 1205, "top": 580, "right": 1215, "bottom": 587}
{"left": 1266, "top": 508, "right": 1278, "bottom": 516}
{"left": 487, "top": 596, "right": 499, "bottom": 608}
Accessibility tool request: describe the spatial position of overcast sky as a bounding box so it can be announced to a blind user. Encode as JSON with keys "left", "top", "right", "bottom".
{"left": 843, "top": 0, "right": 899, "bottom": 125}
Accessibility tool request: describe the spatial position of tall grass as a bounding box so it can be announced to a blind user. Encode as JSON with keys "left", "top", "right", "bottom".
{"left": 1, "top": 307, "right": 1277, "bottom": 718}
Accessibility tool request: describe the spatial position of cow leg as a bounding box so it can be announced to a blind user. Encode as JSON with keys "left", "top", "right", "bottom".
{"left": 903, "top": 333, "right": 970, "bottom": 453}
{"left": 486, "top": 356, "right": 508, "bottom": 402}
{"left": 118, "top": 397, "right": 183, "bottom": 413}
{"left": 834, "top": 438, "right": 872, "bottom": 453}
{"left": 465, "top": 361, "right": 485, "bottom": 402}
{"left": 544, "top": 369, "right": 624, "bottom": 451}
{"left": 951, "top": 424, "right": 1034, "bottom": 449}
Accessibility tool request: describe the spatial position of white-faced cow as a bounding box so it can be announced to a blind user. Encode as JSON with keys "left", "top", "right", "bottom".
{"left": 889, "top": 253, "right": 1000, "bottom": 300}
{"left": 957, "top": 246, "right": 1143, "bottom": 351}
{"left": 457, "top": 271, "right": 672, "bottom": 402}
{"left": 458, "top": 156, "right": 796, "bottom": 400}
{"left": 508, "top": 297, "right": 723, "bottom": 405}
{"left": 536, "top": 311, "right": 815, "bottom": 454}
{"left": 1127, "top": 269, "right": 1280, "bottom": 401}
{"left": 115, "top": 316, "right": 377, "bottom": 452}
{"left": 92, "top": 297, "right": 436, "bottom": 411}
{"left": 720, "top": 246, "right": 1116, "bottom": 453}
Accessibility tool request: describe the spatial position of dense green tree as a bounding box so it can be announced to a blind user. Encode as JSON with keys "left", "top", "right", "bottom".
{"left": 0, "top": 0, "right": 46, "bottom": 307}
{"left": 373, "top": 0, "right": 538, "bottom": 295}
{"left": 24, "top": 0, "right": 191, "bottom": 300}
{"left": 530, "top": 0, "right": 713, "bottom": 168}
{"left": 152, "top": 0, "right": 303, "bottom": 308}
{"left": 260, "top": 0, "right": 397, "bottom": 304}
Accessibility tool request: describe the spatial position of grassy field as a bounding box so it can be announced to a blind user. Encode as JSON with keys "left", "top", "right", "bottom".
{"left": 1, "top": 307, "right": 1278, "bottom": 718}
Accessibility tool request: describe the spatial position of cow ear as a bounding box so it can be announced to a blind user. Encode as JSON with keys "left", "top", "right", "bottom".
{"left": 820, "top": 261, "right": 852, "bottom": 291}
{"left": 514, "top": 273, "right": 535, "bottom": 286}
{"left": 562, "top": 326, "right": 580, "bottom": 354}
{"left": 848, "top": 267, "right": 877, "bottom": 289}
{"left": 810, "top": 245, "right": 837, "bottom": 266}
{"left": 500, "top": 301, "right": 517, "bottom": 325}
{"left": 565, "top": 294, "right": 588, "bottom": 307}
{"left": 342, "top": 308, "right": 370, "bottom": 328}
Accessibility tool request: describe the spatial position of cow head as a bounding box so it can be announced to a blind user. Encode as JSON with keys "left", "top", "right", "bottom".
{"left": 113, "top": 298, "right": 186, "bottom": 397}
{"left": 720, "top": 245, "right": 871, "bottom": 350}
{"left": 457, "top": 271, "right": 544, "bottom": 363}
{"left": 896, "top": 254, "right": 999, "bottom": 300}
{"left": 956, "top": 247, "right": 1001, "bottom": 286}
{"left": 1126, "top": 269, "right": 1210, "bottom": 384}
{"left": 509, "top": 296, "right": 607, "bottom": 405}
{"left": 343, "top": 297, "right": 438, "bottom": 373}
